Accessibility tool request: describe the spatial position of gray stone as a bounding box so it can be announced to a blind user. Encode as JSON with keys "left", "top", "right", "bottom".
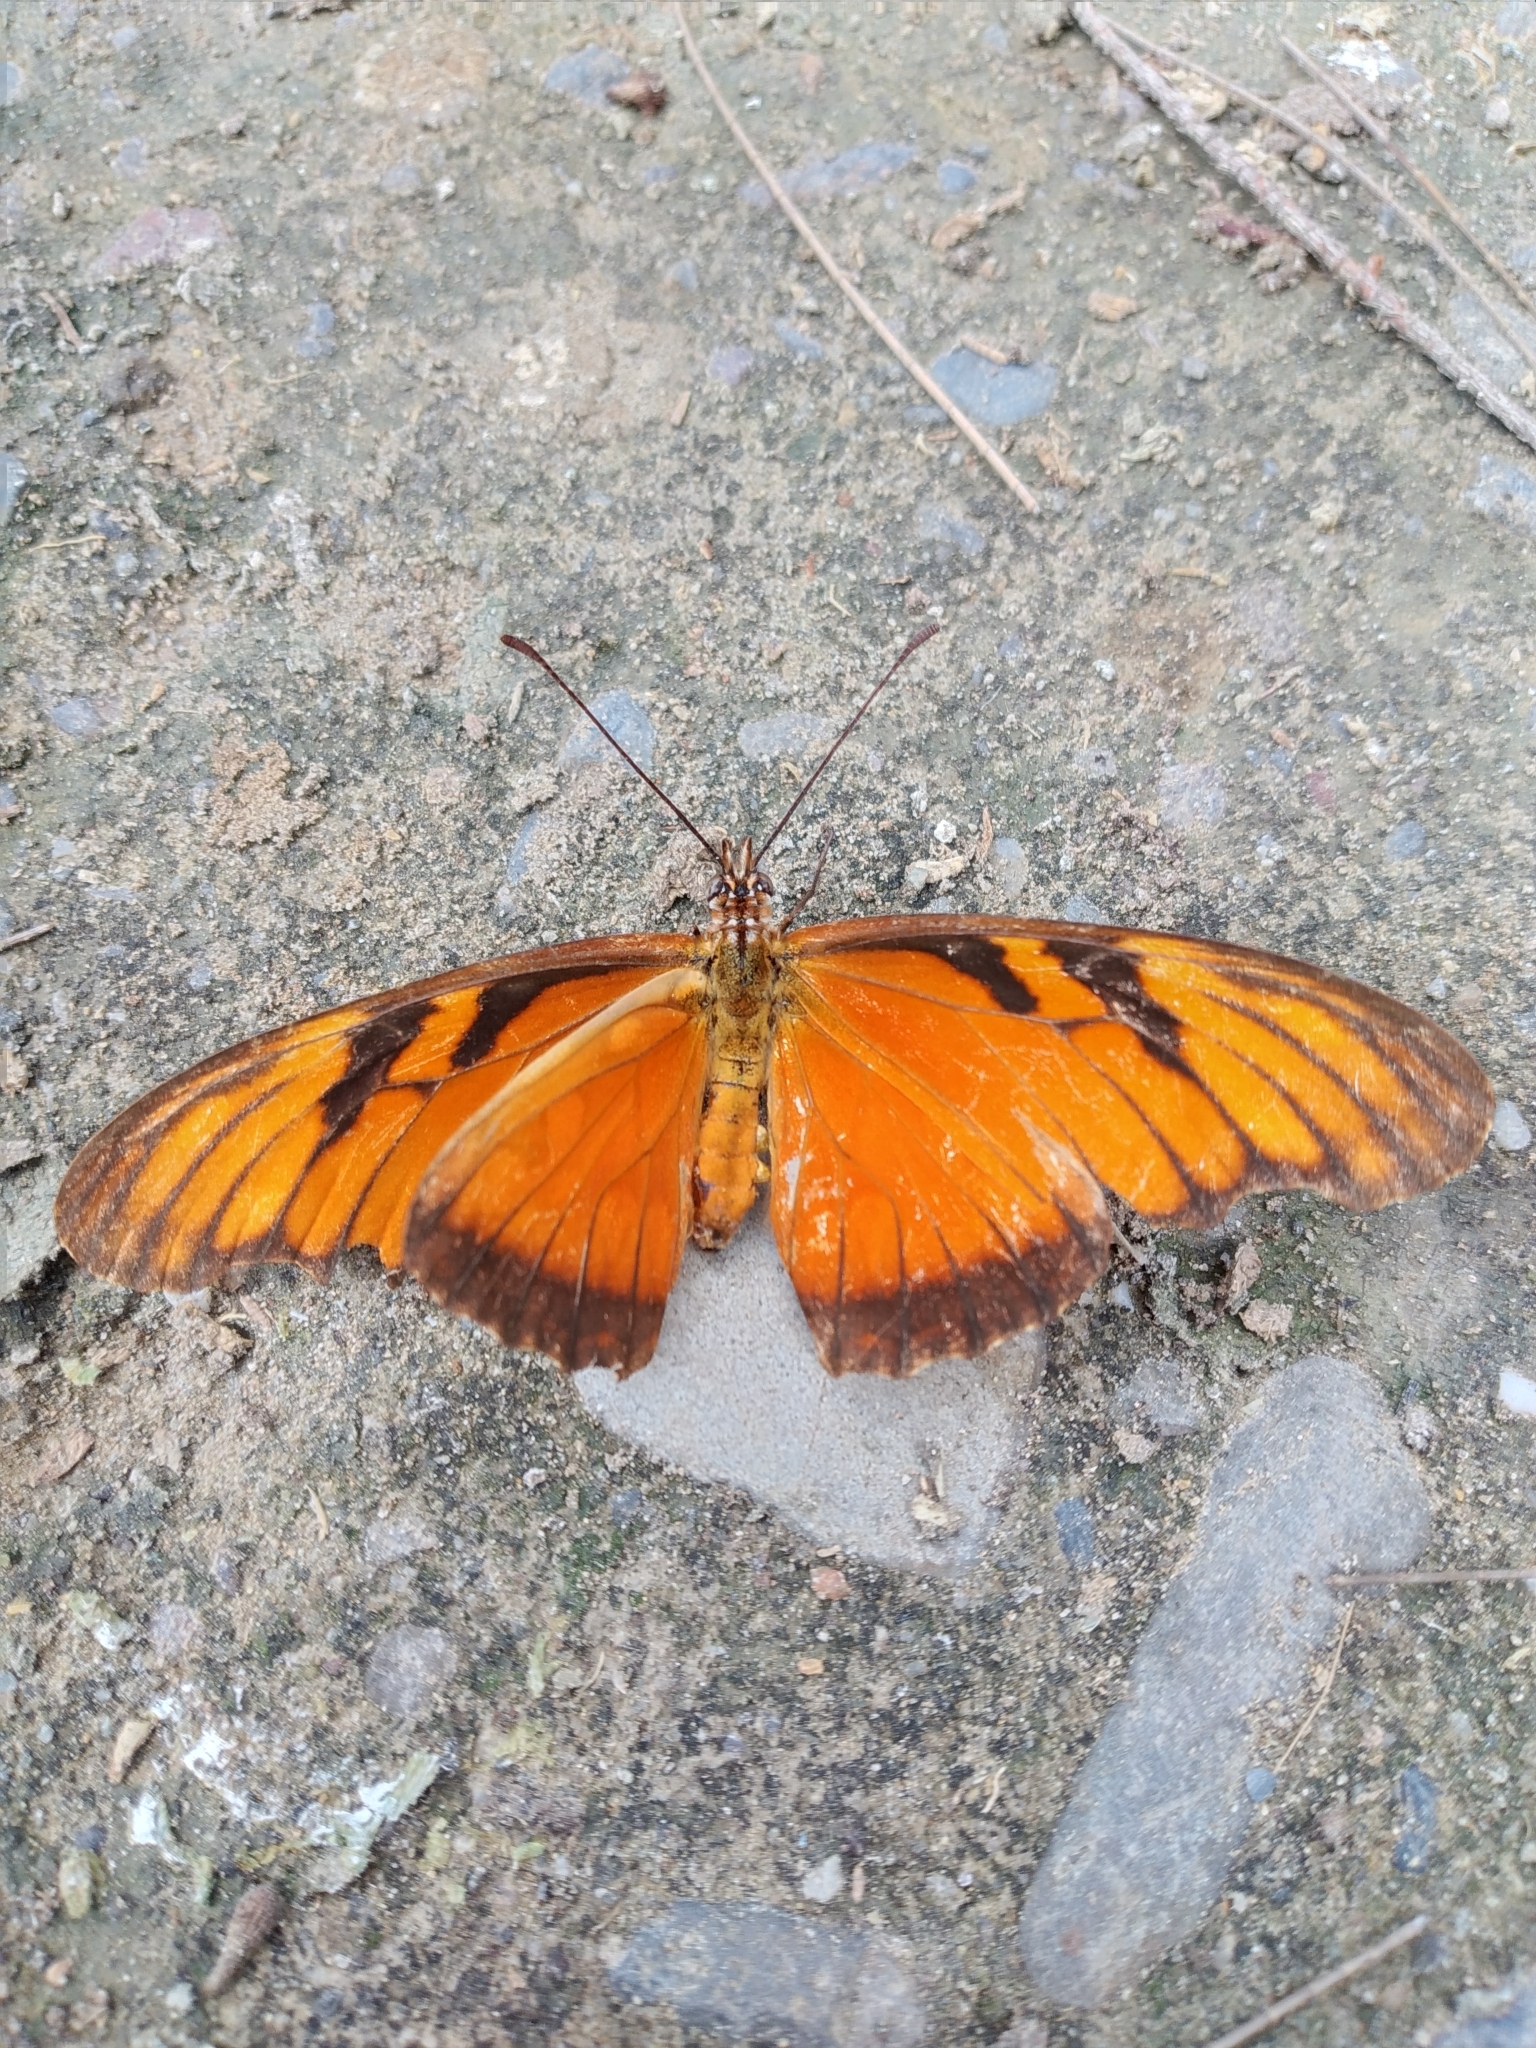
{"left": 543, "top": 44, "right": 629, "bottom": 112}
{"left": 1384, "top": 818, "right": 1427, "bottom": 861}
{"left": 1431, "top": 1969, "right": 1536, "bottom": 2046}
{"left": 916, "top": 503, "right": 987, "bottom": 557}
{"left": 610, "top": 1901, "right": 924, "bottom": 2048}
{"left": 1491, "top": 1099, "right": 1532, "bottom": 1152}
{"left": 1393, "top": 1763, "right": 1439, "bottom": 1872}
{"left": 363, "top": 1514, "right": 437, "bottom": 1567}
{"left": 1180, "top": 355, "right": 1209, "bottom": 381}
{"left": 1157, "top": 761, "right": 1225, "bottom": 833}
{"left": 559, "top": 689, "right": 655, "bottom": 772}
{"left": 1, "top": 1153, "right": 63, "bottom": 1301}
{"left": 363, "top": 1624, "right": 458, "bottom": 1720}
{"left": 576, "top": 1206, "right": 1044, "bottom": 1571}
{"left": 707, "top": 345, "right": 755, "bottom": 388}
{"left": 1052, "top": 1498, "right": 1096, "bottom": 1568}
{"left": 740, "top": 142, "right": 915, "bottom": 209}
{"left": 738, "top": 711, "right": 840, "bottom": 762}
{"left": 1018, "top": 1354, "right": 1430, "bottom": 2008}
{"left": 1449, "top": 293, "right": 1536, "bottom": 389}
{"left": 0, "top": 452, "right": 26, "bottom": 526}
{"left": 928, "top": 348, "right": 1056, "bottom": 427}
{"left": 1110, "top": 1356, "right": 1205, "bottom": 1438}
{"left": 1062, "top": 892, "right": 1105, "bottom": 924}
{"left": 988, "top": 836, "right": 1028, "bottom": 902}
{"left": 48, "top": 700, "right": 106, "bottom": 739}
{"left": 938, "top": 160, "right": 977, "bottom": 194}
{"left": 774, "top": 319, "right": 824, "bottom": 361}
{"left": 1464, "top": 455, "right": 1536, "bottom": 535}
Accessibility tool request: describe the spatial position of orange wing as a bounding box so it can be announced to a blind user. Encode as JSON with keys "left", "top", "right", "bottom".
{"left": 55, "top": 937, "right": 697, "bottom": 1297}
{"left": 772, "top": 917, "right": 1493, "bottom": 1375}
{"left": 404, "top": 967, "right": 710, "bottom": 1374}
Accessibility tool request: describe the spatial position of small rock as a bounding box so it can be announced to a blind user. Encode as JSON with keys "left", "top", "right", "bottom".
{"left": 1112, "top": 1428, "right": 1157, "bottom": 1465}
{"left": 1087, "top": 290, "right": 1139, "bottom": 323}
{"left": 149, "top": 1602, "right": 200, "bottom": 1662}
{"left": 57, "top": 1846, "right": 96, "bottom": 1920}
{"left": 1053, "top": 1497, "right": 1096, "bottom": 1568}
{"left": 1484, "top": 94, "right": 1512, "bottom": 131}
{"left": 801, "top": 1853, "right": 844, "bottom": 1903}
{"left": 609, "top": 1485, "right": 644, "bottom": 1527}
{"left": 1393, "top": 1764, "right": 1438, "bottom": 1872}
{"left": 294, "top": 302, "right": 336, "bottom": 359}
{"left": 1157, "top": 761, "right": 1225, "bottom": 833}
{"left": 1464, "top": 454, "right": 1536, "bottom": 535}
{"left": 937, "top": 159, "right": 977, "bottom": 194}
{"left": 1308, "top": 496, "right": 1344, "bottom": 532}
{"left": 363, "top": 1513, "right": 437, "bottom": 1566}
{"left": 738, "top": 711, "right": 840, "bottom": 763}
{"left": 928, "top": 347, "right": 1056, "bottom": 426}
{"left": 1180, "top": 354, "right": 1209, "bottom": 380}
{"left": 1399, "top": 1400, "right": 1438, "bottom": 1453}
{"left": 544, "top": 43, "right": 631, "bottom": 110}
{"left": 1019, "top": 1356, "right": 1430, "bottom": 2008}
{"left": 1499, "top": 1367, "right": 1536, "bottom": 1418}
{"left": 202, "top": 1882, "right": 281, "bottom": 2000}
{"left": 774, "top": 319, "right": 823, "bottom": 360}
{"left": 1384, "top": 818, "right": 1427, "bottom": 861}
{"left": 107, "top": 1716, "right": 156, "bottom": 1783}
{"left": 916, "top": 502, "right": 987, "bottom": 558}
{"left": 610, "top": 1901, "right": 924, "bottom": 2048}
{"left": 1, "top": 451, "right": 28, "bottom": 526}
{"left": 364, "top": 1624, "right": 458, "bottom": 1720}
{"left": 1428, "top": 1969, "right": 1536, "bottom": 2047}
{"left": 740, "top": 141, "right": 915, "bottom": 208}
{"left": 1062, "top": 892, "right": 1105, "bottom": 923}
{"left": 1238, "top": 1299, "right": 1292, "bottom": 1344}
{"left": 560, "top": 689, "right": 655, "bottom": 771}
{"left": 810, "top": 1565, "right": 850, "bottom": 1600}
{"left": 988, "top": 836, "right": 1028, "bottom": 902}
{"left": 1491, "top": 1099, "right": 1532, "bottom": 1152}
{"left": 380, "top": 161, "right": 423, "bottom": 197}
{"left": 707, "top": 344, "right": 755, "bottom": 387}
{"left": 1244, "top": 1768, "right": 1276, "bottom": 1803}
{"left": 1111, "top": 1356, "right": 1204, "bottom": 1438}
{"left": 87, "top": 204, "right": 227, "bottom": 282}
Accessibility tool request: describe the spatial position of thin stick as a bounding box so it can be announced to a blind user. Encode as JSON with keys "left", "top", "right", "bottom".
{"left": 671, "top": 4, "right": 1039, "bottom": 516}
{"left": 1328, "top": 1565, "right": 1536, "bottom": 1588}
{"left": 1279, "top": 34, "right": 1536, "bottom": 323}
{"left": 38, "top": 289, "right": 85, "bottom": 351}
{"left": 499, "top": 636, "right": 716, "bottom": 858}
{"left": 1108, "top": 19, "right": 1536, "bottom": 380}
{"left": 0, "top": 923, "right": 55, "bottom": 954}
{"left": 1074, "top": 5, "right": 1536, "bottom": 458}
{"left": 29, "top": 534, "right": 105, "bottom": 552}
{"left": 1277, "top": 1600, "right": 1354, "bottom": 1769}
{"left": 1198, "top": 1915, "right": 1428, "bottom": 2048}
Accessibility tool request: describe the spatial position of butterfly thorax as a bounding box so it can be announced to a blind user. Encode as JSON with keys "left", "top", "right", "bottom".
{"left": 693, "top": 839, "right": 779, "bottom": 1251}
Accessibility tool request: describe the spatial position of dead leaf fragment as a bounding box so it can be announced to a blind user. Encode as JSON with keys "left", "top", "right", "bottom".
{"left": 0, "top": 1045, "right": 28, "bottom": 1093}
{"left": 1222, "top": 1239, "right": 1262, "bottom": 1313}
{"left": 810, "top": 1566, "right": 851, "bottom": 1601}
{"left": 606, "top": 70, "right": 667, "bottom": 116}
{"left": 107, "top": 1716, "right": 157, "bottom": 1784}
{"left": 796, "top": 1657, "right": 826, "bottom": 1677}
{"left": 1239, "top": 1299, "right": 1294, "bottom": 1343}
{"left": 32, "top": 1428, "right": 94, "bottom": 1485}
{"left": 1088, "top": 290, "right": 1139, "bottom": 323}
{"left": 933, "top": 210, "right": 986, "bottom": 252}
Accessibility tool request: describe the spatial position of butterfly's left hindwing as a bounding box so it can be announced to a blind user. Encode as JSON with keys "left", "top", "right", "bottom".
{"left": 54, "top": 937, "right": 697, "bottom": 1296}
{"left": 772, "top": 916, "right": 1493, "bottom": 1375}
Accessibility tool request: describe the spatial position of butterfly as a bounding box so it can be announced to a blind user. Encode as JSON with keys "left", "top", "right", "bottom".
{"left": 55, "top": 628, "right": 1493, "bottom": 1379}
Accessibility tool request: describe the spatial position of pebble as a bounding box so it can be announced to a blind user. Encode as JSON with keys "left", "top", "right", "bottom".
{"left": 1111, "top": 1357, "right": 1204, "bottom": 1438}
{"left": 1018, "top": 1354, "right": 1430, "bottom": 2009}
{"left": 577, "top": 1206, "right": 1044, "bottom": 1572}
{"left": 560, "top": 689, "right": 655, "bottom": 771}
{"left": 1499, "top": 1368, "right": 1536, "bottom": 1418}
{"left": 295, "top": 302, "right": 336, "bottom": 360}
{"left": 1484, "top": 94, "right": 1512, "bottom": 131}
{"left": 1180, "top": 354, "right": 1209, "bottom": 381}
{"left": 737, "top": 711, "right": 839, "bottom": 762}
{"left": 608, "top": 1485, "right": 644, "bottom": 1527}
{"left": 988, "top": 835, "right": 1028, "bottom": 902}
{"left": 610, "top": 1901, "right": 925, "bottom": 2048}
{"left": 362, "top": 1513, "right": 437, "bottom": 1567}
{"left": 1, "top": 451, "right": 27, "bottom": 526}
{"left": 1157, "top": 761, "right": 1225, "bottom": 833}
{"left": 1243, "top": 1767, "right": 1276, "bottom": 1803}
{"left": 1384, "top": 818, "right": 1427, "bottom": 861}
{"left": 1053, "top": 1497, "right": 1096, "bottom": 1568}
{"left": 707, "top": 344, "right": 755, "bottom": 388}
{"left": 149, "top": 1602, "right": 201, "bottom": 1661}
{"left": 740, "top": 140, "right": 914, "bottom": 208}
{"left": 363, "top": 1623, "right": 458, "bottom": 1720}
{"left": 928, "top": 348, "right": 1056, "bottom": 427}
{"left": 1491, "top": 1099, "right": 1532, "bottom": 1152}
{"left": 916, "top": 502, "right": 987, "bottom": 557}
{"left": 1463, "top": 454, "right": 1536, "bottom": 535}
{"left": 774, "top": 319, "right": 824, "bottom": 360}
{"left": 543, "top": 43, "right": 631, "bottom": 111}
{"left": 937, "top": 159, "right": 977, "bottom": 194}
{"left": 380, "top": 161, "right": 423, "bottom": 197}
{"left": 664, "top": 256, "right": 698, "bottom": 291}
{"left": 87, "top": 204, "right": 227, "bottom": 282}
{"left": 800, "top": 1852, "right": 844, "bottom": 1903}
{"left": 1393, "top": 1763, "right": 1439, "bottom": 1872}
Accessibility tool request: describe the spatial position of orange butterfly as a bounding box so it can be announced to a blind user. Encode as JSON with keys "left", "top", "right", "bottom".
{"left": 56, "top": 629, "right": 1493, "bottom": 1378}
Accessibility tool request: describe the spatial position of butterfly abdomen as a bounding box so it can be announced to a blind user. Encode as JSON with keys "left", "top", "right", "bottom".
{"left": 691, "top": 932, "right": 776, "bottom": 1250}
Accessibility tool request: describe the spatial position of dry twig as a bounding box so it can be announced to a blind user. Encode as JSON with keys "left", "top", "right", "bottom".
{"left": 672, "top": 4, "right": 1039, "bottom": 515}
{"left": 1276, "top": 1600, "right": 1354, "bottom": 1769}
{"left": 1073, "top": 5, "right": 1536, "bottom": 457}
{"left": 38, "top": 289, "right": 85, "bottom": 351}
{"left": 0, "top": 923, "right": 56, "bottom": 954}
{"left": 1198, "top": 1915, "right": 1429, "bottom": 2048}
{"left": 1107, "top": 19, "right": 1536, "bottom": 381}
{"left": 1279, "top": 34, "right": 1536, "bottom": 323}
{"left": 1327, "top": 1565, "right": 1536, "bottom": 1589}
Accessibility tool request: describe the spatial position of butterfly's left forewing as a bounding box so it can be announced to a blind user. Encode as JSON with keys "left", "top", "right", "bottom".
{"left": 54, "top": 937, "right": 697, "bottom": 1296}
{"left": 773, "top": 916, "right": 1493, "bottom": 1376}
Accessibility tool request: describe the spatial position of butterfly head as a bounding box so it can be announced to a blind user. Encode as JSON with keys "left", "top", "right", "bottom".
{"left": 708, "top": 836, "right": 775, "bottom": 943}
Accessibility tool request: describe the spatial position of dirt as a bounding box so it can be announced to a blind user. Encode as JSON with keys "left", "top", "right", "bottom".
{"left": 1, "top": 2, "right": 1533, "bottom": 2043}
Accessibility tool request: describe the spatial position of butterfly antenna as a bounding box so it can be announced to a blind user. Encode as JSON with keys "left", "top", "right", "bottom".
{"left": 757, "top": 623, "right": 939, "bottom": 862}
{"left": 501, "top": 635, "right": 716, "bottom": 858}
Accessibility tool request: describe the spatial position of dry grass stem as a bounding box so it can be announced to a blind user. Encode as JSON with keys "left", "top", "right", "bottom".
{"left": 672, "top": 4, "right": 1039, "bottom": 516}
{"left": 1074, "top": 5, "right": 1536, "bottom": 457}
{"left": 1278, "top": 34, "right": 1536, "bottom": 323}
{"left": 1198, "top": 1914, "right": 1429, "bottom": 2048}
{"left": 0, "top": 923, "right": 57, "bottom": 954}
{"left": 1277, "top": 1600, "right": 1353, "bottom": 1769}
{"left": 1107, "top": 18, "right": 1536, "bottom": 380}
{"left": 1327, "top": 1565, "right": 1536, "bottom": 1588}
